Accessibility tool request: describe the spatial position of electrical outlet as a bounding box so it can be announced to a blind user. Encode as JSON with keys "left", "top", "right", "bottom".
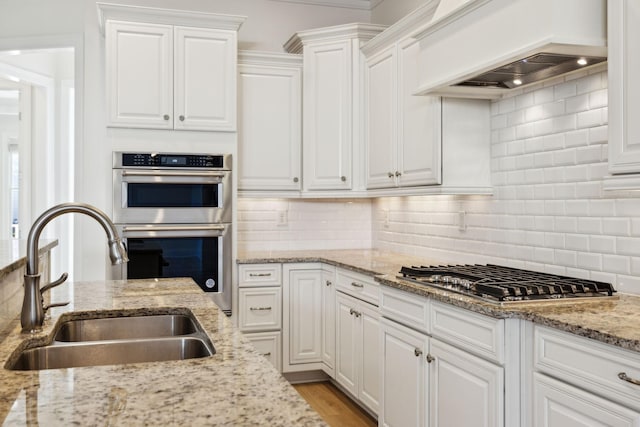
{"left": 277, "top": 210, "right": 288, "bottom": 226}
{"left": 458, "top": 211, "right": 467, "bottom": 231}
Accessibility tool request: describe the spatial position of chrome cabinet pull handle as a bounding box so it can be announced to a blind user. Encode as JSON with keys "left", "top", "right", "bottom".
{"left": 426, "top": 354, "right": 435, "bottom": 363}
{"left": 249, "top": 273, "right": 272, "bottom": 277}
{"left": 414, "top": 348, "right": 423, "bottom": 357}
{"left": 122, "top": 170, "right": 227, "bottom": 179}
{"left": 351, "top": 282, "right": 364, "bottom": 288}
{"left": 262, "top": 352, "right": 272, "bottom": 356}
{"left": 618, "top": 372, "right": 640, "bottom": 386}
{"left": 249, "top": 306, "right": 272, "bottom": 311}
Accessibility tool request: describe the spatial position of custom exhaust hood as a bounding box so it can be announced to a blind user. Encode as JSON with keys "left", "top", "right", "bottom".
{"left": 413, "top": 0, "right": 607, "bottom": 99}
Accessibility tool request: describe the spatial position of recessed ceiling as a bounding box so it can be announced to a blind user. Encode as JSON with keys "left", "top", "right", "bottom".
{"left": 267, "top": 0, "right": 383, "bottom": 10}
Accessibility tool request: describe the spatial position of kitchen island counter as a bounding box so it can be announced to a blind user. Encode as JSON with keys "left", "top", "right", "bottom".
{"left": 0, "top": 277, "right": 325, "bottom": 426}
{"left": 238, "top": 249, "right": 640, "bottom": 353}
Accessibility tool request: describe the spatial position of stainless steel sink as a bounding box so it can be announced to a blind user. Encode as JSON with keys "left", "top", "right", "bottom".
{"left": 54, "top": 314, "right": 198, "bottom": 342}
{"left": 6, "top": 311, "right": 216, "bottom": 371}
{"left": 9, "top": 337, "right": 214, "bottom": 370}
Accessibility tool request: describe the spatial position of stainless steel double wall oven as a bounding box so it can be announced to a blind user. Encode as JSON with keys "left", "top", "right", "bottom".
{"left": 113, "top": 152, "right": 232, "bottom": 315}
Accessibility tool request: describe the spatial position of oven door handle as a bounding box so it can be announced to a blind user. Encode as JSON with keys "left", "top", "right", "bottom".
{"left": 121, "top": 170, "right": 228, "bottom": 179}
{"left": 122, "top": 225, "right": 226, "bottom": 233}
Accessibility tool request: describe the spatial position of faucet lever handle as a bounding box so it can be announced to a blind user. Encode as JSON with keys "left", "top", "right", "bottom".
{"left": 44, "top": 301, "right": 70, "bottom": 311}
{"left": 40, "top": 272, "right": 69, "bottom": 294}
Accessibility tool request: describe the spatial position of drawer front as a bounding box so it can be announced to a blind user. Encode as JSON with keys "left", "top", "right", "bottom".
{"left": 244, "top": 331, "right": 282, "bottom": 372}
{"left": 431, "top": 301, "right": 504, "bottom": 364}
{"left": 535, "top": 326, "right": 640, "bottom": 412}
{"left": 380, "top": 285, "right": 430, "bottom": 333}
{"left": 239, "top": 287, "right": 282, "bottom": 331}
{"left": 238, "top": 264, "right": 282, "bottom": 287}
{"left": 336, "top": 268, "right": 379, "bottom": 305}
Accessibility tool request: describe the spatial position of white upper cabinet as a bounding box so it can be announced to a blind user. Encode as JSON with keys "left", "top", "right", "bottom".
{"left": 285, "top": 23, "right": 387, "bottom": 193}
{"left": 362, "top": 3, "right": 490, "bottom": 195}
{"left": 99, "top": 3, "right": 245, "bottom": 132}
{"left": 238, "top": 52, "right": 302, "bottom": 192}
{"left": 364, "top": 37, "right": 442, "bottom": 190}
{"left": 606, "top": 0, "right": 640, "bottom": 190}
{"left": 106, "top": 21, "right": 174, "bottom": 129}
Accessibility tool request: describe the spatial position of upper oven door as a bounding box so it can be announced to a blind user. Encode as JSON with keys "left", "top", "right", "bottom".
{"left": 113, "top": 168, "right": 231, "bottom": 224}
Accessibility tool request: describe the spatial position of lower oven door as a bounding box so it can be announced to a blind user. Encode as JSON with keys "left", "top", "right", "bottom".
{"left": 115, "top": 223, "right": 232, "bottom": 315}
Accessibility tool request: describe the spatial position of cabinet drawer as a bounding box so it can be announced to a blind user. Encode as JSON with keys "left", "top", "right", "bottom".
{"left": 244, "top": 331, "right": 282, "bottom": 372}
{"left": 380, "top": 285, "right": 430, "bottom": 333}
{"left": 239, "top": 264, "right": 282, "bottom": 287}
{"left": 238, "top": 287, "right": 282, "bottom": 331}
{"left": 534, "top": 326, "right": 640, "bottom": 411}
{"left": 336, "top": 268, "right": 379, "bottom": 306}
{"left": 431, "top": 301, "right": 504, "bottom": 364}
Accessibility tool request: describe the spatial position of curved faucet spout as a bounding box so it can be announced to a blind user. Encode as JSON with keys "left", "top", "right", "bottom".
{"left": 21, "top": 202, "right": 128, "bottom": 333}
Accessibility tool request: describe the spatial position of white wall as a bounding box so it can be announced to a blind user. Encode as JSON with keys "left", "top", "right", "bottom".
{"left": 371, "top": 0, "right": 428, "bottom": 25}
{"left": 237, "top": 198, "right": 372, "bottom": 252}
{"left": 373, "top": 68, "right": 640, "bottom": 296}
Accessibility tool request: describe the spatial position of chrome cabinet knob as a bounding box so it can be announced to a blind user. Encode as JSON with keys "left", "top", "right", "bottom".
{"left": 395, "top": 171, "right": 402, "bottom": 177}
{"left": 341, "top": 176, "right": 346, "bottom": 182}
{"left": 179, "top": 115, "right": 185, "bottom": 122}
{"left": 414, "top": 348, "right": 423, "bottom": 357}
{"left": 163, "top": 114, "right": 170, "bottom": 121}
{"left": 293, "top": 177, "right": 299, "bottom": 183}
{"left": 426, "top": 354, "right": 435, "bottom": 363}
{"left": 388, "top": 172, "right": 394, "bottom": 178}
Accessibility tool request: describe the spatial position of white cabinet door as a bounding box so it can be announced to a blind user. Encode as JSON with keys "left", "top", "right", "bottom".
{"left": 238, "top": 59, "right": 302, "bottom": 191}
{"left": 380, "top": 317, "right": 428, "bottom": 427}
{"left": 106, "top": 21, "right": 173, "bottom": 129}
{"left": 321, "top": 266, "right": 336, "bottom": 376}
{"left": 429, "top": 338, "right": 504, "bottom": 427}
{"left": 335, "top": 291, "right": 359, "bottom": 396}
{"left": 359, "top": 300, "right": 380, "bottom": 415}
{"left": 397, "top": 38, "right": 441, "bottom": 187}
{"left": 533, "top": 373, "right": 640, "bottom": 427}
{"left": 174, "top": 27, "right": 236, "bottom": 131}
{"left": 283, "top": 266, "right": 323, "bottom": 370}
{"left": 365, "top": 46, "right": 397, "bottom": 189}
{"left": 303, "top": 40, "right": 352, "bottom": 190}
{"left": 609, "top": 0, "right": 640, "bottom": 176}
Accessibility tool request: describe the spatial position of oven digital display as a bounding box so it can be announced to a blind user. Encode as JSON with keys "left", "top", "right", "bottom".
{"left": 161, "top": 156, "right": 187, "bottom": 166}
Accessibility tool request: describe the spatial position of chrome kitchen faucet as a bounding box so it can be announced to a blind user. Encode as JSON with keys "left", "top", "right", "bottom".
{"left": 21, "top": 202, "right": 128, "bottom": 333}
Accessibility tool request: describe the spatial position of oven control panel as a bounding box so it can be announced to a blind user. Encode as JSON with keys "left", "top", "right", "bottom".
{"left": 117, "top": 153, "right": 226, "bottom": 169}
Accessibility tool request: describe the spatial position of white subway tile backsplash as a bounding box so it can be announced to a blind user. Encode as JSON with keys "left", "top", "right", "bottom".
{"left": 554, "top": 81, "right": 577, "bottom": 100}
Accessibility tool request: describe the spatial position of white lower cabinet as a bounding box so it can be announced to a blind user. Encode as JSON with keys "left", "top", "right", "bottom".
{"left": 321, "top": 265, "right": 336, "bottom": 377}
{"left": 283, "top": 264, "right": 324, "bottom": 372}
{"left": 380, "top": 317, "right": 428, "bottom": 427}
{"left": 335, "top": 290, "right": 380, "bottom": 415}
{"left": 533, "top": 373, "right": 640, "bottom": 427}
{"left": 244, "top": 331, "right": 282, "bottom": 372}
{"left": 380, "top": 286, "right": 506, "bottom": 427}
{"left": 530, "top": 325, "right": 640, "bottom": 426}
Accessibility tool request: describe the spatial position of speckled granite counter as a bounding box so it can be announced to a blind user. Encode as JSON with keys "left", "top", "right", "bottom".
{"left": 0, "top": 278, "right": 326, "bottom": 426}
{"left": 238, "top": 249, "right": 640, "bottom": 353}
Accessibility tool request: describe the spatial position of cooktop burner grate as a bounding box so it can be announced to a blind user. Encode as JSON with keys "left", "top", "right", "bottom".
{"left": 398, "top": 264, "right": 616, "bottom": 303}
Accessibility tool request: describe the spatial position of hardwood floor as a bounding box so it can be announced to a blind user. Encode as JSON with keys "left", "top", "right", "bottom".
{"left": 293, "top": 382, "right": 377, "bottom": 427}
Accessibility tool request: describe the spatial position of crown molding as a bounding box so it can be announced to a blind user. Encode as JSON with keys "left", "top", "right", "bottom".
{"left": 238, "top": 50, "right": 303, "bottom": 67}
{"left": 268, "top": 0, "right": 382, "bottom": 10}
{"left": 96, "top": 2, "right": 246, "bottom": 34}
{"left": 284, "top": 22, "right": 387, "bottom": 53}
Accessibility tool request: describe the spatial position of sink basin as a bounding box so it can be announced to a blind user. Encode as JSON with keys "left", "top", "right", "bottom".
{"left": 54, "top": 314, "right": 198, "bottom": 342}
{"left": 9, "top": 337, "right": 214, "bottom": 371}
{"left": 6, "top": 311, "right": 216, "bottom": 371}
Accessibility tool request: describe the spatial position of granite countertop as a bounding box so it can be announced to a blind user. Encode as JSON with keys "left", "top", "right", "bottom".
{"left": 0, "top": 278, "right": 326, "bottom": 426}
{"left": 238, "top": 249, "right": 640, "bottom": 354}
{"left": 0, "top": 240, "right": 58, "bottom": 281}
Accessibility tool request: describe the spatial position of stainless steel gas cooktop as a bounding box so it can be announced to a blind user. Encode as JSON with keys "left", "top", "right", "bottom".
{"left": 398, "top": 264, "right": 616, "bottom": 304}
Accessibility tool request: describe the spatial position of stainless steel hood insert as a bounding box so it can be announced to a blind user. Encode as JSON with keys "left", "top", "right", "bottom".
{"left": 456, "top": 52, "right": 607, "bottom": 89}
